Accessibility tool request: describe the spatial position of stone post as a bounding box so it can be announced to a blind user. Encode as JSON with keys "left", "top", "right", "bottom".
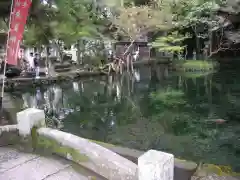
{"left": 138, "top": 149, "right": 174, "bottom": 180}
{"left": 17, "top": 108, "right": 46, "bottom": 151}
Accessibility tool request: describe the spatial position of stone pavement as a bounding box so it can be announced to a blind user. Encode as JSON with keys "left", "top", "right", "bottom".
{"left": 0, "top": 146, "right": 106, "bottom": 180}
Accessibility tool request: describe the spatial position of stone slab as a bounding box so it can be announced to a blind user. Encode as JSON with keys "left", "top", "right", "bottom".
{"left": 0, "top": 147, "right": 108, "bottom": 180}
{"left": 92, "top": 140, "right": 198, "bottom": 180}
{"left": 44, "top": 166, "right": 93, "bottom": 180}
{"left": 0, "top": 147, "right": 38, "bottom": 172}
{"left": 0, "top": 155, "right": 70, "bottom": 180}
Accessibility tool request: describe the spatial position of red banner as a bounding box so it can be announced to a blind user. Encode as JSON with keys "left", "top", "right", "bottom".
{"left": 6, "top": 0, "right": 32, "bottom": 65}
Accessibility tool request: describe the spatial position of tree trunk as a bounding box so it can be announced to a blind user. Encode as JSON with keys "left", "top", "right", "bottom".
{"left": 208, "top": 28, "right": 213, "bottom": 59}
{"left": 45, "top": 46, "right": 50, "bottom": 76}
{"left": 126, "top": 54, "right": 130, "bottom": 73}
{"left": 77, "top": 39, "right": 83, "bottom": 65}
{"left": 194, "top": 25, "right": 200, "bottom": 59}
{"left": 53, "top": 40, "right": 63, "bottom": 63}
{"left": 76, "top": 40, "right": 80, "bottom": 65}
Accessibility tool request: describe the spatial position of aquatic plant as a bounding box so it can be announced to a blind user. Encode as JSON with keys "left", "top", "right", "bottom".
{"left": 150, "top": 89, "right": 186, "bottom": 107}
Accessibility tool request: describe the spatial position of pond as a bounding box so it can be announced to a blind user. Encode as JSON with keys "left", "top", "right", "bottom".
{"left": 8, "top": 64, "right": 240, "bottom": 171}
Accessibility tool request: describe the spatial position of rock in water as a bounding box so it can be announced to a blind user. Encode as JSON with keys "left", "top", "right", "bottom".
{"left": 206, "top": 119, "right": 227, "bottom": 124}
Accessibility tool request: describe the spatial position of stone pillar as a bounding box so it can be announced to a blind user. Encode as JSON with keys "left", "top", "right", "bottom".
{"left": 138, "top": 149, "right": 174, "bottom": 180}
{"left": 17, "top": 108, "right": 46, "bottom": 151}
{"left": 17, "top": 108, "right": 46, "bottom": 137}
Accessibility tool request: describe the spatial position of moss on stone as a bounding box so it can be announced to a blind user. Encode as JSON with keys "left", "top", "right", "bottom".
{"left": 34, "top": 133, "right": 89, "bottom": 163}
{"left": 195, "top": 163, "right": 240, "bottom": 177}
{"left": 90, "top": 176, "right": 97, "bottom": 180}
{"left": 71, "top": 164, "right": 99, "bottom": 180}
{"left": 31, "top": 126, "right": 38, "bottom": 150}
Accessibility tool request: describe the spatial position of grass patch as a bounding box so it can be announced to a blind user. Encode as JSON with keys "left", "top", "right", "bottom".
{"left": 175, "top": 71, "right": 214, "bottom": 78}
{"left": 181, "top": 60, "right": 217, "bottom": 70}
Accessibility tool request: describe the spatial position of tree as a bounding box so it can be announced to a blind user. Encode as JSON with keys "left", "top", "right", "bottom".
{"left": 23, "top": 0, "right": 108, "bottom": 64}
{"left": 149, "top": 31, "right": 190, "bottom": 58}
{"left": 112, "top": 6, "right": 171, "bottom": 41}
{"left": 145, "top": 0, "right": 230, "bottom": 60}
{"left": 99, "top": 2, "right": 174, "bottom": 72}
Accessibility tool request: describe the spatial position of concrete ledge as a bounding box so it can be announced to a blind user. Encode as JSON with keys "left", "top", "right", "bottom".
{"left": 0, "top": 125, "right": 20, "bottom": 147}
{"left": 89, "top": 139, "right": 198, "bottom": 180}
{"left": 0, "top": 125, "right": 18, "bottom": 133}
{"left": 36, "top": 127, "right": 138, "bottom": 180}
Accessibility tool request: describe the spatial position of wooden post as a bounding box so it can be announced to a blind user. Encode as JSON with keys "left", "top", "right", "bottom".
{"left": 138, "top": 149, "right": 174, "bottom": 180}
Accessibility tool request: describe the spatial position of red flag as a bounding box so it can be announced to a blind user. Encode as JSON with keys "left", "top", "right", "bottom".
{"left": 5, "top": 0, "right": 32, "bottom": 66}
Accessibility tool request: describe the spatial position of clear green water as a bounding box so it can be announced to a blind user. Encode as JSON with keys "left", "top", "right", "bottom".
{"left": 9, "top": 65, "right": 240, "bottom": 171}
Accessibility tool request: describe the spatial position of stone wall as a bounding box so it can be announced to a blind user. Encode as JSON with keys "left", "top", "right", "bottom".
{"left": 0, "top": 125, "right": 19, "bottom": 146}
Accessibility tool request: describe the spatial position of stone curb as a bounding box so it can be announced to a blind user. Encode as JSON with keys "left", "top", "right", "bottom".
{"left": 36, "top": 127, "right": 138, "bottom": 180}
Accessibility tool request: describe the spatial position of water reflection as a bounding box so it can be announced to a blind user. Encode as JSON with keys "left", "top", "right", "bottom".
{"left": 133, "top": 69, "right": 140, "bottom": 82}
{"left": 73, "top": 82, "right": 79, "bottom": 92}
{"left": 22, "top": 84, "right": 73, "bottom": 123}
{"left": 22, "top": 92, "right": 31, "bottom": 108}
{"left": 12, "top": 65, "right": 240, "bottom": 171}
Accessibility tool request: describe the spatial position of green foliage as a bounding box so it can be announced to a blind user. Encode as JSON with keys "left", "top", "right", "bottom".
{"left": 110, "top": 4, "right": 172, "bottom": 40}
{"left": 24, "top": 24, "right": 50, "bottom": 46}
{"left": 20, "top": 0, "right": 229, "bottom": 62}
{"left": 24, "top": 0, "right": 105, "bottom": 47}
{"left": 150, "top": 31, "right": 190, "bottom": 53}
{"left": 171, "top": 0, "right": 221, "bottom": 27}
{"left": 149, "top": 0, "right": 227, "bottom": 57}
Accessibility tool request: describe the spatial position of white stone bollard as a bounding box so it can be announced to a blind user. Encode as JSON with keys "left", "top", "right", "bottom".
{"left": 17, "top": 108, "right": 46, "bottom": 137}
{"left": 138, "top": 149, "right": 174, "bottom": 180}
